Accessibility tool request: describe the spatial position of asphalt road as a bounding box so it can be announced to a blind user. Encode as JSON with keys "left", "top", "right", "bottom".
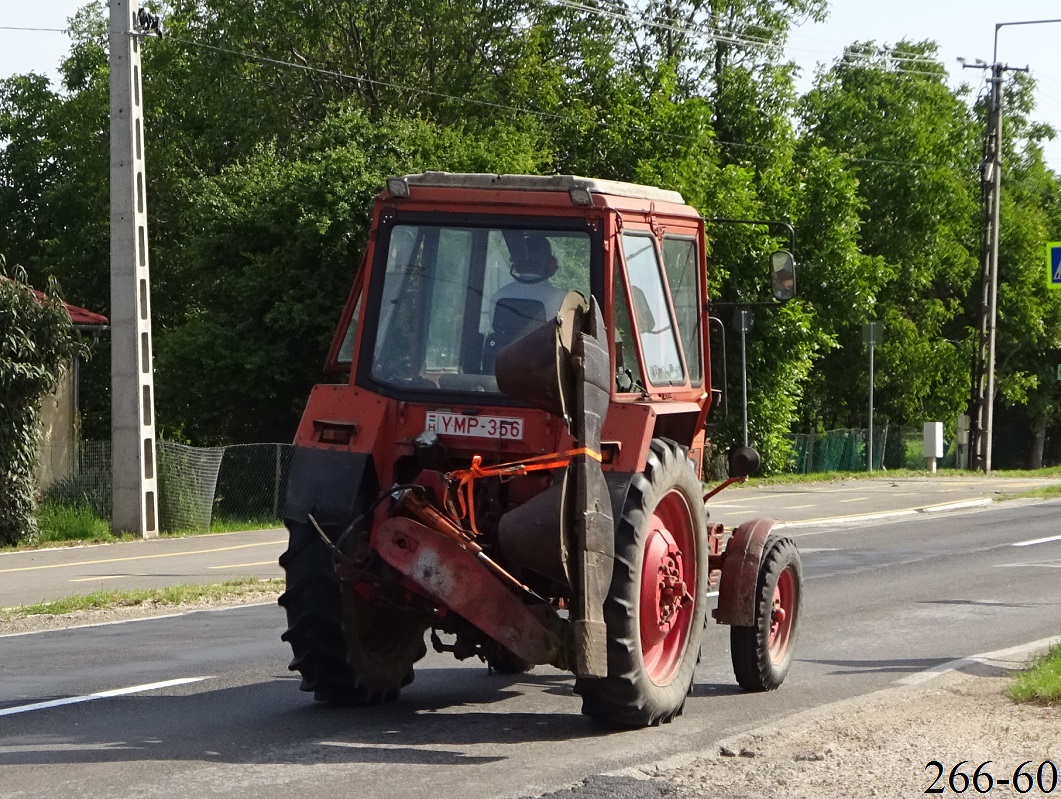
{"left": 0, "top": 529, "right": 287, "bottom": 607}
{"left": 2, "top": 474, "right": 1057, "bottom": 607}
{"left": 2, "top": 497, "right": 1059, "bottom": 799}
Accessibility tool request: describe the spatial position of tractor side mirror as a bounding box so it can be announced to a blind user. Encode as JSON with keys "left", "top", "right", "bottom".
{"left": 770, "top": 250, "right": 796, "bottom": 302}
{"left": 728, "top": 446, "right": 761, "bottom": 478}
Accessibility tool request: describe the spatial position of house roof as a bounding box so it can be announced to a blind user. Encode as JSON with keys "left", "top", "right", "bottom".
{"left": 3, "top": 276, "right": 110, "bottom": 329}
{"left": 59, "top": 297, "right": 109, "bottom": 328}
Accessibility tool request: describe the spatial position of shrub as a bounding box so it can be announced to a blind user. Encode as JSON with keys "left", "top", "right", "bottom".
{"left": 0, "top": 260, "right": 87, "bottom": 545}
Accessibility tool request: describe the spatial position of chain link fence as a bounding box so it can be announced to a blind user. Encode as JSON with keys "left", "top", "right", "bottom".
{"left": 37, "top": 427, "right": 957, "bottom": 527}
{"left": 784, "top": 426, "right": 953, "bottom": 473}
{"left": 37, "top": 440, "right": 292, "bottom": 532}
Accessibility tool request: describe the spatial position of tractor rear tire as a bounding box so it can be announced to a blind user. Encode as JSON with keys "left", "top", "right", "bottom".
{"left": 279, "top": 521, "right": 424, "bottom": 704}
{"left": 576, "top": 439, "right": 708, "bottom": 727}
{"left": 730, "top": 535, "right": 802, "bottom": 692}
{"left": 340, "top": 583, "right": 427, "bottom": 695}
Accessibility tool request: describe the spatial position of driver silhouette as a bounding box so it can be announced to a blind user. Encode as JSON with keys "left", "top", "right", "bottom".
{"left": 491, "top": 234, "right": 568, "bottom": 320}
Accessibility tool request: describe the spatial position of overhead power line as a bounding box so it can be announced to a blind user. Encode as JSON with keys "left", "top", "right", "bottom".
{"left": 165, "top": 34, "right": 964, "bottom": 172}
{"left": 0, "top": 26, "right": 69, "bottom": 33}
{"left": 0, "top": 17, "right": 972, "bottom": 174}
{"left": 548, "top": 0, "right": 778, "bottom": 50}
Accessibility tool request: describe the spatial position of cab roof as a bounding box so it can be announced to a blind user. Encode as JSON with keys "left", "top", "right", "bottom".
{"left": 396, "top": 172, "right": 687, "bottom": 205}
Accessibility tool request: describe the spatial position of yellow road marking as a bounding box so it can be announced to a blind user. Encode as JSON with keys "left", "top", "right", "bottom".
{"left": 0, "top": 540, "right": 285, "bottom": 575}
{"left": 69, "top": 575, "right": 126, "bottom": 583}
{"left": 208, "top": 560, "right": 278, "bottom": 570}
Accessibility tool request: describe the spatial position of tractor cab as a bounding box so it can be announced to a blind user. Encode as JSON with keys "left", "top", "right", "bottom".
{"left": 324, "top": 173, "right": 711, "bottom": 474}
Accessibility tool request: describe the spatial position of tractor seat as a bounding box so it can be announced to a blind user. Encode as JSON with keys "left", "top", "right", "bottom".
{"left": 482, "top": 298, "right": 547, "bottom": 373}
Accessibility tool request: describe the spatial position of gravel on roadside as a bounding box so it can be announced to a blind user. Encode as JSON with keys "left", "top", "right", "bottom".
{"left": 642, "top": 670, "right": 1060, "bottom": 799}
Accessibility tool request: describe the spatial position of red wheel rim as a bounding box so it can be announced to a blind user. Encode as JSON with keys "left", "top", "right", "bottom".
{"left": 767, "top": 566, "right": 796, "bottom": 661}
{"left": 639, "top": 489, "right": 697, "bottom": 684}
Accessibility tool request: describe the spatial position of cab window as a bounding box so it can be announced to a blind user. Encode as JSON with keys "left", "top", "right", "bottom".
{"left": 661, "top": 235, "right": 703, "bottom": 385}
{"left": 621, "top": 232, "right": 685, "bottom": 386}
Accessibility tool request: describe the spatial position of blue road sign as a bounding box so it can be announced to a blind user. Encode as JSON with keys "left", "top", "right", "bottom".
{"left": 1049, "top": 242, "right": 1061, "bottom": 290}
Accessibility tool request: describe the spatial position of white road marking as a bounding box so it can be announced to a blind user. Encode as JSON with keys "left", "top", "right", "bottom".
{"left": 995, "top": 562, "right": 1061, "bottom": 569}
{"left": 705, "top": 591, "right": 719, "bottom": 599}
{"left": 0, "top": 540, "right": 285, "bottom": 575}
{"left": 783, "top": 503, "right": 819, "bottom": 510}
{"left": 1012, "top": 534, "right": 1061, "bottom": 547}
{"left": 838, "top": 497, "right": 868, "bottom": 503}
{"left": 923, "top": 499, "right": 992, "bottom": 513}
{"left": 0, "top": 677, "right": 213, "bottom": 717}
{"left": 798, "top": 547, "right": 839, "bottom": 554}
{"left": 0, "top": 600, "right": 278, "bottom": 639}
{"left": 208, "top": 560, "right": 278, "bottom": 570}
{"left": 898, "top": 636, "right": 1060, "bottom": 687}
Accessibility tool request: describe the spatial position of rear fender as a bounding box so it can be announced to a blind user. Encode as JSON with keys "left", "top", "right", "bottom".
{"left": 284, "top": 446, "right": 378, "bottom": 532}
{"left": 713, "top": 517, "right": 777, "bottom": 627}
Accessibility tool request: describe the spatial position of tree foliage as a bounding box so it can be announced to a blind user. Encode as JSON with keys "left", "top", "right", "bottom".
{"left": 0, "top": 260, "right": 86, "bottom": 544}
{"left": 2, "top": 2, "right": 1061, "bottom": 470}
{"left": 799, "top": 41, "right": 983, "bottom": 433}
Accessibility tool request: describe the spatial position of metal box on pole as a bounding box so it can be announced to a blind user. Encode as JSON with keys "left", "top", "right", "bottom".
{"left": 923, "top": 422, "right": 944, "bottom": 473}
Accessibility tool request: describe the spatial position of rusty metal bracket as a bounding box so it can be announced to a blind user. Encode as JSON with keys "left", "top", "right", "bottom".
{"left": 375, "top": 516, "right": 570, "bottom": 670}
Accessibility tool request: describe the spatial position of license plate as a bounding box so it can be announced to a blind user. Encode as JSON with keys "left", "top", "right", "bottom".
{"left": 425, "top": 411, "right": 524, "bottom": 440}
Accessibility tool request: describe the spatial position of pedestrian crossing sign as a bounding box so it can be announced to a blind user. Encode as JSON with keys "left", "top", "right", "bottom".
{"left": 1049, "top": 242, "right": 1061, "bottom": 290}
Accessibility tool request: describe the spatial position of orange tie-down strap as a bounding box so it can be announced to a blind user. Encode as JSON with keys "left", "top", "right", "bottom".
{"left": 447, "top": 447, "right": 603, "bottom": 537}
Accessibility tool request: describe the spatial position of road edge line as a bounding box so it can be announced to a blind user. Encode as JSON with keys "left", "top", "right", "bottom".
{"left": 0, "top": 600, "right": 278, "bottom": 639}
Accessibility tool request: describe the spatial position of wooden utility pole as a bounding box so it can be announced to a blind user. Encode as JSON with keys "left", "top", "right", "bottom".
{"left": 970, "top": 60, "right": 1004, "bottom": 474}
{"left": 965, "top": 18, "right": 1057, "bottom": 473}
{"left": 109, "top": 1, "right": 159, "bottom": 536}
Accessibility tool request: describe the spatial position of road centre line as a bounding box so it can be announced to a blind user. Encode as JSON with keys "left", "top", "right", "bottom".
{"left": 1012, "top": 533, "right": 1061, "bottom": 547}
{"left": 0, "top": 677, "right": 214, "bottom": 717}
{"left": 209, "top": 560, "right": 279, "bottom": 570}
{"left": 0, "top": 540, "right": 285, "bottom": 575}
{"left": 995, "top": 562, "right": 1061, "bottom": 568}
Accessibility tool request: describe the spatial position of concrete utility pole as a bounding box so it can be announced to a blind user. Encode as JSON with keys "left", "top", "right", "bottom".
{"left": 110, "top": 1, "right": 160, "bottom": 536}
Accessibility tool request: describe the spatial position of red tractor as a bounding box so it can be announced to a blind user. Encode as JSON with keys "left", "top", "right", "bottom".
{"left": 279, "top": 172, "right": 802, "bottom": 727}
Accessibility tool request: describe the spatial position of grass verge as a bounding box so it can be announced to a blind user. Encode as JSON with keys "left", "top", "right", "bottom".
{"left": 1009, "top": 641, "right": 1061, "bottom": 706}
{"left": 1007, "top": 485, "right": 1061, "bottom": 501}
{"left": 5, "top": 507, "right": 283, "bottom": 552}
{"left": 34, "top": 502, "right": 118, "bottom": 545}
{"left": 0, "top": 577, "right": 283, "bottom": 622}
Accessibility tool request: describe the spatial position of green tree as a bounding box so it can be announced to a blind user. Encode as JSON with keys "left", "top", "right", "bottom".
{"left": 155, "top": 109, "right": 547, "bottom": 443}
{"left": 0, "top": 261, "right": 86, "bottom": 545}
{"left": 989, "top": 72, "right": 1061, "bottom": 467}
{"left": 799, "top": 41, "right": 983, "bottom": 436}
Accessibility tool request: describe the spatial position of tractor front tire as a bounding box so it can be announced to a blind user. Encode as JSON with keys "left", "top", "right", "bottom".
{"left": 730, "top": 535, "right": 802, "bottom": 692}
{"left": 576, "top": 439, "right": 709, "bottom": 727}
